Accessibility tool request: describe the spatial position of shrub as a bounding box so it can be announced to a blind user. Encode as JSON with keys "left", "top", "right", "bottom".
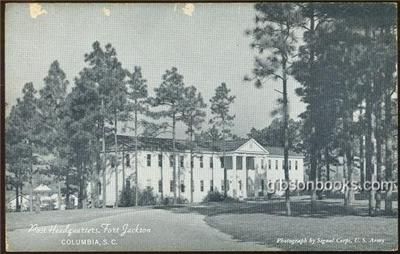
{"left": 161, "top": 197, "right": 172, "bottom": 205}
{"left": 202, "top": 190, "right": 225, "bottom": 202}
{"left": 138, "top": 186, "right": 157, "bottom": 206}
{"left": 177, "top": 197, "right": 188, "bottom": 204}
{"left": 119, "top": 180, "right": 134, "bottom": 207}
{"left": 119, "top": 182, "right": 159, "bottom": 207}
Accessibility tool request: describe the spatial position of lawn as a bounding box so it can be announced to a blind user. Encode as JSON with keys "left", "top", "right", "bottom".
{"left": 6, "top": 207, "right": 144, "bottom": 231}
{"left": 156, "top": 197, "right": 398, "bottom": 251}
{"left": 206, "top": 213, "right": 397, "bottom": 251}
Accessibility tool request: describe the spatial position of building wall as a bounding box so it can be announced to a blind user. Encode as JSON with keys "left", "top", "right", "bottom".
{"left": 100, "top": 150, "right": 304, "bottom": 206}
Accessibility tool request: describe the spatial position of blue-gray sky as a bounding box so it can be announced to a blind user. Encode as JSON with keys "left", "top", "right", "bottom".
{"left": 5, "top": 3, "right": 305, "bottom": 138}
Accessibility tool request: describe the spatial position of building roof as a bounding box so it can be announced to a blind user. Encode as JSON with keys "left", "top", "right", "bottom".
{"left": 106, "top": 135, "right": 303, "bottom": 157}
{"left": 263, "top": 146, "right": 303, "bottom": 157}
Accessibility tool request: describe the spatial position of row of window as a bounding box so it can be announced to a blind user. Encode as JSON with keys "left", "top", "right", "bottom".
{"left": 98, "top": 178, "right": 274, "bottom": 195}
{"left": 158, "top": 180, "right": 225, "bottom": 193}
{"left": 266, "top": 159, "right": 299, "bottom": 170}
{"left": 122, "top": 154, "right": 299, "bottom": 171}
{"left": 156, "top": 179, "right": 267, "bottom": 193}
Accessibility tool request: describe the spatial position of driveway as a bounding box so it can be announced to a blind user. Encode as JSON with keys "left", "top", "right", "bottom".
{"left": 6, "top": 208, "right": 277, "bottom": 251}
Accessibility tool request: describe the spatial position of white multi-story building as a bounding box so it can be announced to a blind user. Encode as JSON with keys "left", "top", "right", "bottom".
{"left": 98, "top": 135, "right": 304, "bottom": 205}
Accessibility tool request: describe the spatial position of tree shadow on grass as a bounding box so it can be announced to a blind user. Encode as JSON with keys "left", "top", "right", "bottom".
{"left": 153, "top": 199, "right": 398, "bottom": 219}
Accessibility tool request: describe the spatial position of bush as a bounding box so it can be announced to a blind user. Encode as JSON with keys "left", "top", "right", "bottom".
{"left": 119, "top": 180, "right": 134, "bottom": 207}
{"left": 119, "top": 183, "right": 157, "bottom": 206}
{"left": 160, "top": 197, "right": 173, "bottom": 205}
{"left": 138, "top": 187, "right": 157, "bottom": 206}
{"left": 202, "top": 190, "right": 225, "bottom": 202}
{"left": 177, "top": 197, "right": 188, "bottom": 204}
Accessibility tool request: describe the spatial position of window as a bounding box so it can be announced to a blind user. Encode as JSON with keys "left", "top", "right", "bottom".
{"left": 126, "top": 154, "right": 130, "bottom": 167}
{"left": 180, "top": 181, "right": 185, "bottom": 193}
{"left": 268, "top": 159, "right": 271, "bottom": 170}
{"left": 98, "top": 182, "right": 102, "bottom": 195}
{"left": 111, "top": 159, "right": 115, "bottom": 168}
{"left": 169, "top": 155, "right": 174, "bottom": 167}
{"left": 225, "top": 156, "right": 233, "bottom": 169}
{"left": 289, "top": 160, "right": 292, "bottom": 170}
{"left": 147, "top": 154, "right": 151, "bottom": 167}
{"left": 190, "top": 157, "right": 194, "bottom": 168}
{"left": 261, "top": 159, "right": 264, "bottom": 169}
{"left": 220, "top": 157, "right": 224, "bottom": 168}
{"left": 282, "top": 160, "right": 284, "bottom": 170}
{"left": 210, "top": 180, "right": 214, "bottom": 191}
{"left": 200, "top": 156, "right": 204, "bottom": 168}
{"left": 261, "top": 179, "right": 265, "bottom": 191}
{"left": 295, "top": 160, "right": 298, "bottom": 170}
{"left": 200, "top": 180, "right": 204, "bottom": 192}
{"left": 246, "top": 157, "right": 255, "bottom": 170}
{"left": 275, "top": 160, "right": 278, "bottom": 170}
{"left": 210, "top": 157, "right": 213, "bottom": 168}
{"left": 158, "top": 180, "right": 162, "bottom": 193}
{"left": 170, "top": 180, "right": 174, "bottom": 192}
{"left": 180, "top": 156, "right": 184, "bottom": 168}
{"left": 236, "top": 156, "right": 243, "bottom": 170}
{"left": 238, "top": 180, "right": 242, "bottom": 191}
{"left": 158, "top": 154, "right": 163, "bottom": 167}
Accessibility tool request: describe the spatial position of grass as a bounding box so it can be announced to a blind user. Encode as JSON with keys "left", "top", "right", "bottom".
{"left": 206, "top": 213, "right": 397, "bottom": 251}
{"left": 156, "top": 197, "right": 398, "bottom": 251}
{"left": 6, "top": 207, "right": 144, "bottom": 231}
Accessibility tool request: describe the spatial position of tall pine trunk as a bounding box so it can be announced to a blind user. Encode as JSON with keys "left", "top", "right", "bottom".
{"left": 343, "top": 98, "right": 354, "bottom": 208}
{"left": 29, "top": 140, "right": 33, "bottom": 212}
{"left": 101, "top": 98, "right": 107, "bottom": 208}
{"left": 211, "top": 138, "right": 215, "bottom": 192}
{"left": 172, "top": 113, "right": 177, "bottom": 204}
{"left": 134, "top": 106, "right": 139, "bottom": 206}
{"left": 282, "top": 58, "right": 291, "bottom": 216}
{"left": 122, "top": 151, "right": 125, "bottom": 191}
{"left": 384, "top": 83, "right": 393, "bottom": 214}
{"left": 114, "top": 111, "right": 119, "bottom": 208}
{"left": 222, "top": 122, "right": 227, "bottom": 198}
{"left": 325, "top": 147, "right": 330, "bottom": 182}
{"left": 189, "top": 121, "right": 194, "bottom": 203}
{"left": 310, "top": 139, "right": 318, "bottom": 214}
{"left": 58, "top": 178, "right": 62, "bottom": 210}
{"left": 160, "top": 151, "right": 164, "bottom": 201}
{"left": 359, "top": 108, "right": 365, "bottom": 191}
{"left": 66, "top": 173, "right": 70, "bottom": 209}
{"left": 365, "top": 71, "right": 375, "bottom": 216}
{"left": 375, "top": 102, "right": 383, "bottom": 210}
{"left": 308, "top": 6, "right": 317, "bottom": 215}
{"left": 78, "top": 160, "right": 83, "bottom": 209}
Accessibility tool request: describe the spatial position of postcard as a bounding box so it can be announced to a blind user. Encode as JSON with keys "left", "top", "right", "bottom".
{"left": 2, "top": 2, "right": 398, "bottom": 252}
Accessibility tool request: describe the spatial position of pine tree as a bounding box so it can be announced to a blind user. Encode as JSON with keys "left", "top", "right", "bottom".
{"left": 63, "top": 72, "right": 101, "bottom": 209}
{"left": 126, "top": 66, "right": 148, "bottom": 206}
{"left": 149, "top": 67, "right": 186, "bottom": 204}
{"left": 6, "top": 82, "right": 42, "bottom": 212}
{"left": 180, "top": 86, "right": 207, "bottom": 203}
{"left": 209, "top": 82, "right": 236, "bottom": 198}
{"left": 37, "top": 60, "right": 69, "bottom": 209}
{"left": 82, "top": 41, "right": 127, "bottom": 208}
{"left": 246, "top": 3, "right": 301, "bottom": 215}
